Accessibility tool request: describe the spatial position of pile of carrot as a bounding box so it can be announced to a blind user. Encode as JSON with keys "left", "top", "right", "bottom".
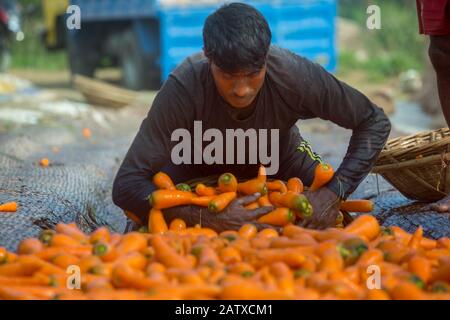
{"left": 0, "top": 215, "right": 449, "bottom": 300}
{"left": 144, "top": 164, "right": 375, "bottom": 229}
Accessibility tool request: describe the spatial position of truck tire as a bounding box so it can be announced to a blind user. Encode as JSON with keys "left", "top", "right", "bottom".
{"left": 118, "top": 29, "right": 160, "bottom": 90}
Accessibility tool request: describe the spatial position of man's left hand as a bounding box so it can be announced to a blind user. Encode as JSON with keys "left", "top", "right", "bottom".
{"left": 299, "top": 187, "right": 341, "bottom": 229}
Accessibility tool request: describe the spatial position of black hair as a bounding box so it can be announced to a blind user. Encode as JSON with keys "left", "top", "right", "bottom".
{"left": 203, "top": 2, "right": 272, "bottom": 73}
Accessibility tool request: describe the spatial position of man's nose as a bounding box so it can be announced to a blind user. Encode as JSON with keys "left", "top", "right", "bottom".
{"left": 233, "top": 80, "right": 251, "bottom": 97}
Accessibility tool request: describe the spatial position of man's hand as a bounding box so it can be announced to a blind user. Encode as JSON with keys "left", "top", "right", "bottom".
{"left": 300, "top": 187, "right": 341, "bottom": 230}
{"left": 163, "top": 193, "right": 277, "bottom": 233}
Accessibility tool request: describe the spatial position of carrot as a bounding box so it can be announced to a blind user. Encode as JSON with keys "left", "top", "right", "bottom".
{"left": 17, "top": 238, "right": 43, "bottom": 255}
{"left": 238, "top": 224, "right": 258, "bottom": 239}
{"left": 258, "top": 195, "right": 272, "bottom": 207}
{"left": 89, "top": 227, "right": 111, "bottom": 244}
{"left": 269, "top": 191, "right": 312, "bottom": 217}
{"left": 244, "top": 202, "right": 259, "bottom": 210}
{"left": 344, "top": 214, "right": 380, "bottom": 241}
{"left": 185, "top": 227, "right": 218, "bottom": 238}
{"left": 36, "top": 246, "right": 92, "bottom": 261}
{"left": 152, "top": 172, "right": 175, "bottom": 190}
{"left": 148, "top": 209, "right": 168, "bottom": 234}
{"left": 191, "top": 195, "right": 215, "bottom": 207}
{"left": 251, "top": 248, "right": 306, "bottom": 268}
{"left": 196, "top": 246, "right": 221, "bottom": 268}
{"left": 55, "top": 223, "right": 88, "bottom": 242}
{"left": 169, "top": 219, "right": 187, "bottom": 232}
{"left": 408, "top": 226, "right": 423, "bottom": 249}
{"left": 208, "top": 192, "right": 237, "bottom": 213}
{"left": 270, "top": 235, "right": 317, "bottom": 248}
{"left": 149, "top": 190, "right": 195, "bottom": 210}
{"left": 258, "top": 208, "right": 295, "bottom": 226}
{"left": 340, "top": 200, "right": 374, "bottom": 213}
{"left": 124, "top": 210, "right": 143, "bottom": 224}
{"left": 257, "top": 165, "right": 267, "bottom": 182}
{"left": 51, "top": 254, "right": 80, "bottom": 269}
{"left": 0, "top": 275, "right": 49, "bottom": 287}
{"left": 257, "top": 228, "right": 279, "bottom": 239}
{"left": 219, "top": 247, "right": 242, "bottom": 264}
{"left": 0, "top": 201, "right": 17, "bottom": 212}
{"left": 93, "top": 242, "right": 118, "bottom": 262}
{"left": 50, "top": 233, "right": 82, "bottom": 247}
{"left": 318, "top": 248, "right": 344, "bottom": 273}
{"left": 116, "top": 232, "right": 147, "bottom": 255}
{"left": 408, "top": 255, "right": 432, "bottom": 283}
{"left": 152, "top": 235, "right": 192, "bottom": 269}
{"left": 437, "top": 237, "right": 450, "bottom": 249}
{"left": 309, "top": 163, "right": 334, "bottom": 191}
{"left": 366, "top": 289, "right": 390, "bottom": 300}
{"left": 40, "top": 158, "right": 50, "bottom": 167}
{"left": 266, "top": 180, "right": 288, "bottom": 194}
{"left": 111, "top": 264, "right": 161, "bottom": 290}
{"left": 287, "top": 177, "right": 304, "bottom": 193}
{"left": 237, "top": 178, "right": 267, "bottom": 195}
{"left": 217, "top": 173, "right": 238, "bottom": 193}
{"left": 195, "top": 183, "right": 217, "bottom": 196}
{"left": 391, "top": 282, "right": 425, "bottom": 300}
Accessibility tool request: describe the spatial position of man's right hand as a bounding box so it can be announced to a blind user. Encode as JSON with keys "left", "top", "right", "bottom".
{"left": 162, "top": 193, "right": 277, "bottom": 233}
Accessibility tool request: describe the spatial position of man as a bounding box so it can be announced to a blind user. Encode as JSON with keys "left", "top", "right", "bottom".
{"left": 416, "top": 1, "right": 450, "bottom": 212}
{"left": 417, "top": 0, "right": 450, "bottom": 125}
{"left": 113, "top": 3, "right": 391, "bottom": 232}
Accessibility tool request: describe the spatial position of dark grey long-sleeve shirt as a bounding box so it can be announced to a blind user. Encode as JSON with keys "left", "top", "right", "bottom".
{"left": 113, "top": 45, "right": 391, "bottom": 221}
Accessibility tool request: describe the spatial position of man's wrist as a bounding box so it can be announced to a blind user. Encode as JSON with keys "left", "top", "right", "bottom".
{"left": 326, "top": 175, "right": 349, "bottom": 200}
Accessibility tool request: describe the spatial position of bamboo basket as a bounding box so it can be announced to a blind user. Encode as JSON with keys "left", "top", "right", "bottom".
{"left": 73, "top": 75, "right": 139, "bottom": 109}
{"left": 372, "top": 128, "right": 450, "bottom": 202}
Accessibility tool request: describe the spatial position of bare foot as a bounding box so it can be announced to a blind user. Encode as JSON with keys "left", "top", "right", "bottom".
{"left": 429, "top": 195, "right": 450, "bottom": 213}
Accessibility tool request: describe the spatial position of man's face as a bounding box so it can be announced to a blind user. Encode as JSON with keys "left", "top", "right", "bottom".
{"left": 210, "top": 62, "right": 266, "bottom": 109}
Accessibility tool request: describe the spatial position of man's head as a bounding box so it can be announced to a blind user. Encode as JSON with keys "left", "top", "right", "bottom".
{"left": 203, "top": 3, "right": 272, "bottom": 108}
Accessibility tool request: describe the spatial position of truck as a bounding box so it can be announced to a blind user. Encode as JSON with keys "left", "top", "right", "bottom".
{"left": 42, "top": 0, "right": 337, "bottom": 90}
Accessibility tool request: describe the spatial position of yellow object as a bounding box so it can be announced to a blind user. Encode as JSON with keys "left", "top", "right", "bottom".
{"left": 42, "top": 0, "right": 69, "bottom": 49}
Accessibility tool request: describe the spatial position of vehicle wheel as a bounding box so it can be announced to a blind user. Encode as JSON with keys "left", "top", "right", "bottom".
{"left": 118, "top": 29, "right": 160, "bottom": 90}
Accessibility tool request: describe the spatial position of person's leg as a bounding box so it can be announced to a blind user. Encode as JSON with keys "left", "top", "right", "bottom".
{"left": 429, "top": 35, "right": 450, "bottom": 127}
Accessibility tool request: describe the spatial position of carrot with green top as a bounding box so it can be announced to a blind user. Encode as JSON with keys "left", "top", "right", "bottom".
{"left": 148, "top": 209, "right": 168, "bottom": 234}
{"left": 0, "top": 202, "right": 17, "bottom": 213}
{"left": 309, "top": 163, "right": 334, "bottom": 191}
{"left": 340, "top": 200, "right": 374, "bottom": 213}
{"left": 195, "top": 184, "right": 217, "bottom": 196}
{"left": 191, "top": 195, "right": 216, "bottom": 207}
{"left": 267, "top": 180, "right": 288, "bottom": 193}
{"left": 238, "top": 179, "right": 267, "bottom": 195}
{"left": 152, "top": 172, "right": 175, "bottom": 190}
{"left": 269, "top": 191, "right": 312, "bottom": 217}
{"left": 149, "top": 190, "right": 195, "bottom": 209}
{"left": 208, "top": 192, "right": 237, "bottom": 213}
{"left": 176, "top": 183, "right": 192, "bottom": 192}
{"left": 258, "top": 208, "right": 295, "bottom": 226}
{"left": 287, "top": 178, "right": 304, "bottom": 193}
{"left": 217, "top": 173, "right": 238, "bottom": 193}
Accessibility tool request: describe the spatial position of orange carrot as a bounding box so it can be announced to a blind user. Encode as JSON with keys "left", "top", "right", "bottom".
{"left": 169, "top": 219, "right": 187, "bottom": 232}
{"left": 208, "top": 192, "right": 237, "bottom": 213}
{"left": 89, "top": 227, "right": 111, "bottom": 244}
{"left": 191, "top": 195, "right": 215, "bottom": 207}
{"left": 258, "top": 195, "right": 272, "bottom": 207}
{"left": 55, "top": 223, "right": 88, "bottom": 242}
{"left": 152, "top": 172, "right": 175, "bottom": 190}
{"left": 257, "top": 228, "right": 279, "bottom": 239}
{"left": 269, "top": 191, "right": 312, "bottom": 217}
{"left": 340, "top": 200, "right": 374, "bottom": 213}
{"left": 116, "top": 232, "right": 147, "bottom": 254}
{"left": 244, "top": 202, "right": 259, "bottom": 210}
{"left": 148, "top": 208, "right": 168, "bottom": 234}
{"left": 258, "top": 208, "right": 295, "bottom": 226}
{"left": 149, "top": 190, "right": 196, "bottom": 210}
{"left": 50, "top": 234, "right": 82, "bottom": 247}
{"left": 17, "top": 238, "right": 43, "bottom": 255}
{"left": 217, "top": 173, "right": 238, "bottom": 193}
{"left": 408, "top": 255, "right": 431, "bottom": 283}
{"left": 238, "top": 224, "right": 258, "bottom": 239}
{"left": 195, "top": 183, "right": 217, "bottom": 196}
{"left": 344, "top": 214, "right": 380, "bottom": 241}
{"left": 257, "top": 165, "right": 267, "bottom": 182}
{"left": 408, "top": 226, "right": 423, "bottom": 250}
{"left": 40, "top": 158, "right": 50, "bottom": 167}
{"left": 152, "top": 235, "right": 192, "bottom": 269}
{"left": 287, "top": 178, "right": 304, "bottom": 193}
{"left": 237, "top": 179, "right": 267, "bottom": 195}
{"left": 124, "top": 210, "right": 143, "bottom": 224}
{"left": 309, "top": 163, "right": 334, "bottom": 191}
{"left": 0, "top": 202, "right": 17, "bottom": 213}
{"left": 266, "top": 180, "right": 288, "bottom": 194}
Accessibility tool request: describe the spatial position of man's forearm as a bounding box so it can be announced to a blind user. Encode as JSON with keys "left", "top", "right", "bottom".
{"left": 327, "top": 108, "right": 391, "bottom": 199}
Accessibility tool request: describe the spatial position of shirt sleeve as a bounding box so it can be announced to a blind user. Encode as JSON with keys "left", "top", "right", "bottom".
{"left": 112, "top": 76, "right": 194, "bottom": 221}
{"left": 295, "top": 58, "right": 391, "bottom": 199}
